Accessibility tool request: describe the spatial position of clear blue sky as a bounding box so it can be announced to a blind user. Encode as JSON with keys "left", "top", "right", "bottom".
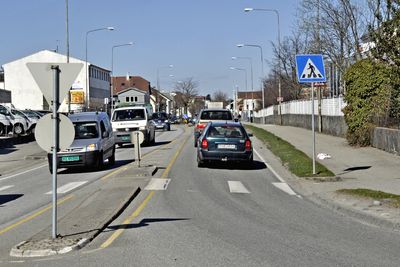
{"left": 1, "top": 0, "right": 299, "bottom": 98}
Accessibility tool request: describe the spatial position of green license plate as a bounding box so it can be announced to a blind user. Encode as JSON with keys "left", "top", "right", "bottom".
{"left": 61, "top": 156, "right": 80, "bottom": 162}
{"left": 122, "top": 136, "right": 130, "bottom": 141}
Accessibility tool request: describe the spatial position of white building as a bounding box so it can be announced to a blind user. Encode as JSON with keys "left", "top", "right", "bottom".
{"left": 2, "top": 50, "right": 111, "bottom": 112}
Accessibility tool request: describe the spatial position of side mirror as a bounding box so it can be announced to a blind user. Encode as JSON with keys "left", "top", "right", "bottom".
{"left": 102, "top": 131, "right": 109, "bottom": 138}
{"left": 248, "top": 133, "right": 253, "bottom": 137}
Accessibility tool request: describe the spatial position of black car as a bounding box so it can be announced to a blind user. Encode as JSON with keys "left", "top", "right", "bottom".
{"left": 196, "top": 121, "right": 253, "bottom": 167}
{"left": 151, "top": 112, "right": 171, "bottom": 131}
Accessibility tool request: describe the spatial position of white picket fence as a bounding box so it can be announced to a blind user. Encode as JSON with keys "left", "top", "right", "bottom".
{"left": 254, "top": 96, "right": 346, "bottom": 118}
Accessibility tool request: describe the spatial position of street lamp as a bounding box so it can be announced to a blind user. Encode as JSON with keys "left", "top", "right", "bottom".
{"left": 230, "top": 67, "right": 250, "bottom": 120}
{"left": 111, "top": 42, "right": 133, "bottom": 112}
{"left": 85, "top": 26, "right": 114, "bottom": 110}
{"left": 245, "top": 7, "right": 282, "bottom": 123}
{"left": 232, "top": 56, "right": 254, "bottom": 111}
{"left": 237, "top": 43, "right": 265, "bottom": 108}
{"left": 156, "top": 65, "right": 173, "bottom": 112}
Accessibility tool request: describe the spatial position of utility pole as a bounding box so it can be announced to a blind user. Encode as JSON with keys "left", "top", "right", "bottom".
{"left": 317, "top": 0, "right": 322, "bottom": 133}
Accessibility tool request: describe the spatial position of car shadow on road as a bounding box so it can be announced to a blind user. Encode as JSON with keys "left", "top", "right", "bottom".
{"left": 104, "top": 218, "right": 190, "bottom": 231}
{"left": 203, "top": 160, "right": 267, "bottom": 170}
{"left": 0, "top": 194, "right": 24, "bottom": 206}
{"left": 0, "top": 147, "right": 17, "bottom": 155}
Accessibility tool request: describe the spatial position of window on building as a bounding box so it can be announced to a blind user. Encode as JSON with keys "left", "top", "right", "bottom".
{"left": 126, "top": 97, "right": 129, "bottom": 102}
{"left": 121, "top": 83, "right": 125, "bottom": 86}
{"left": 130, "top": 97, "right": 134, "bottom": 102}
{"left": 135, "top": 97, "right": 138, "bottom": 102}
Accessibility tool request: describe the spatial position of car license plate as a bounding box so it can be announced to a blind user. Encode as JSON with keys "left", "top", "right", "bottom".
{"left": 122, "top": 136, "right": 130, "bottom": 141}
{"left": 61, "top": 156, "right": 80, "bottom": 162}
{"left": 218, "top": 144, "right": 236, "bottom": 149}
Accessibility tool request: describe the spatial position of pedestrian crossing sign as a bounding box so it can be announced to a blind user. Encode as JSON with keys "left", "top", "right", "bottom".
{"left": 295, "top": 54, "right": 326, "bottom": 83}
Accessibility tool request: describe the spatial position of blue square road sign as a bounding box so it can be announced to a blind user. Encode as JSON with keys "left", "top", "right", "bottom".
{"left": 295, "top": 54, "right": 326, "bottom": 83}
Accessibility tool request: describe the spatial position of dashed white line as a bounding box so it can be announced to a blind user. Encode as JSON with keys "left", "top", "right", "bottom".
{"left": 0, "top": 185, "right": 14, "bottom": 192}
{"left": 45, "top": 181, "right": 87, "bottom": 195}
{"left": 0, "top": 164, "right": 47, "bottom": 182}
{"left": 144, "top": 178, "right": 171, "bottom": 191}
{"left": 253, "top": 149, "right": 285, "bottom": 183}
{"left": 228, "top": 181, "right": 250, "bottom": 194}
{"left": 272, "top": 182, "right": 297, "bottom": 196}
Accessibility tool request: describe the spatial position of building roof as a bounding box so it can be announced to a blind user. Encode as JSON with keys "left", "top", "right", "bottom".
{"left": 237, "top": 91, "right": 262, "bottom": 100}
{"left": 117, "top": 87, "right": 148, "bottom": 95}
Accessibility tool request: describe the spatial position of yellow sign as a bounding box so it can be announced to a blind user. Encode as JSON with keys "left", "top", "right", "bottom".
{"left": 70, "top": 91, "right": 85, "bottom": 104}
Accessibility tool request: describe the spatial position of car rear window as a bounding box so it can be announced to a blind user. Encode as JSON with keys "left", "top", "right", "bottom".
{"left": 207, "top": 125, "right": 244, "bottom": 138}
{"left": 200, "top": 111, "right": 232, "bottom": 120}
{"left": 74, "top": 122, "right": 99, "bottom": 139}
{"left": 112, "top": 109, "right": 145, "bottom": 121}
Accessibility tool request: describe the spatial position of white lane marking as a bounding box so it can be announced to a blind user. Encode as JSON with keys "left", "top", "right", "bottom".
{"left": 144, "top": 178, "right": 171, "bottom": 191}
{"left": 0, "top": 164, "right": 47, "bottom": 182}
{"left": 253, "top": 149, "right": 285, "bottom": 183}
{"left": 272, "top": 182, "right": 297, "bottom": 196}
{"left": 45, "top": 181, "right": 87, "bottom": 195}
{"left": 0, "top": 185, "right": 14, "bottom": 192}
{"left": 228, "top": 181, "right": 250, "bottom": 194}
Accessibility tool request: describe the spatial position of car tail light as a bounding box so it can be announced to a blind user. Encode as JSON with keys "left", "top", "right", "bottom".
{"left": 245, "top": 139, "right": 252, "bottom": 151}
{"left": 196, "top": 123, "right": 206, "bottom": 129}
{"left": 201, "top": 139, "right": 208, "bottom": 149}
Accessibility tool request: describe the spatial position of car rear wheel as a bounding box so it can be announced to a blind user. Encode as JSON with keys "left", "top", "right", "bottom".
{"left": 194, "top": 138, "right": 198, "bottom": 147}
{"left": 94, "top": 151, "right": 104, "bottom": 170}
{"left": 197, "top": 154, "right": 205, "bottom": 167}
{"left": 13, "top": 123, "right": 24, "bottom": 135}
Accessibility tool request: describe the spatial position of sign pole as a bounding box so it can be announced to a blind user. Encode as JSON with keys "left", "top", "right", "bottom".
{"left": 137, "top": 132, "right": 141, "bottom": 167}
{"left": 51, "top": 65, "right": 60, "bottom": 239}
{"left": 311, "top": 82, "right": 316, "bottom": 175}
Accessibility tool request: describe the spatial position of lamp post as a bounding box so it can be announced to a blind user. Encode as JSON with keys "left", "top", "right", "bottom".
{"left": 111, "top": 42, "right": 133, "bottom": 112}
{"left": 156, "top": 65, "right": 173, "bottom": 112}
{"left": 237, "top": 44, "right": 265, "bottom": 108}
{"left": 230, "top": 67, "right": 250, "bottom": 120}
{"left": 85, "top": 26, "right": 114, "bottom": 111}
{"left": 245, "top": 7, "right": 282, "bottom": 123}
{"left": 232, "top": 56, "right": 254, "bottom": 114}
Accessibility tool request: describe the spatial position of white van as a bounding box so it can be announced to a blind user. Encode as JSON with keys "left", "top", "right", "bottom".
{"left": 111, "top": 106, "right": 155, "bottom": 147}
{"left": 0, "top": 114, "right": 11, "bottom": 136}
{"left": 0, "top": 105, "right": 29, "bottom": 135}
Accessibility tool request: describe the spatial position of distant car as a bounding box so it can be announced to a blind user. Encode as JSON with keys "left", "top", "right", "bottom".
{"left": 194, "top": 109, "right": 234, "bottom": 147}
{"left": 169, "top": 115, "right": 180, "bottom": 124}
{"left": 0, "top": 105, "right": 29, "bottom": 135}
{"left": 47, "top": 112, "right": 115, "bottom": 173}
{"left": 196, "top": 122, "right": 253, "bottom": 167}
{"left": 151, "top": 112, "right": 171, "bottom": 131}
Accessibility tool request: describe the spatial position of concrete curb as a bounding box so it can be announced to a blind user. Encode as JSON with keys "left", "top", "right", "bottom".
{"left": 10, "top": 186, "right": 142, "bottom": 258}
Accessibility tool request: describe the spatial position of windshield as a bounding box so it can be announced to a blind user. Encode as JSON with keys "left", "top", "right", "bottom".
{"left": 74, "top": 121, "right": 99, "bottom": 139}
{"left": 112, "top": 109, "right": 145, "bottom": 121}
{"left": 200, "top": 111, "right": 232, "bottom": 120}
{"left": 206, "top": 125, "right": 244, "bottom": 138}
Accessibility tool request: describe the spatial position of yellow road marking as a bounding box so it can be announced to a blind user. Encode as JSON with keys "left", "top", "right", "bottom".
{"left": 0, "top": 195, "right": 74, "bottom": 236}
{"left": 101, "top": 132, "right": 180, "bottom": 181}
{"left": 100, "top": 130, "right": 189, "bottom": 248}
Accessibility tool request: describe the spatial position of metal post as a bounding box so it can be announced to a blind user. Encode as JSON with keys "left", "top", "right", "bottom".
{"left": 311, "top": 82, "right": 316, "bottom": 175}
{"left": 51, "top": 65, "right": 60, "bottom": 239}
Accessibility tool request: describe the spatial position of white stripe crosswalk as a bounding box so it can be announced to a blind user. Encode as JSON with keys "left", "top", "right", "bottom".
{"left": 228, "top": 181, "right": 250, "bottom": 194}
{"left": 45, "top": 181, "right": 88, "bottom": 195}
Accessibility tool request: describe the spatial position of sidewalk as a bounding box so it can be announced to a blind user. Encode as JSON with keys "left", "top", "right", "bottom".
{"left": 247, "top": 123, "right": 400, "bottom": 227}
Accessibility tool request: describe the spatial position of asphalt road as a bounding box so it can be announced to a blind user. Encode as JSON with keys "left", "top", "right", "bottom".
{"left": 0, "top": 127, "right": 184, "bottom": 262}
{"left": 1, "top": 125, "right": 400, "bottom": 266}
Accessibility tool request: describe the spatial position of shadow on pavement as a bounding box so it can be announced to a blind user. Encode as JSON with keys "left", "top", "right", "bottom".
{"left": 0, "top": 147, "right": 17, "bottom": 155}
{"left": 105, "top": 218, "right": 190, "bottom": 231}
{"left": 0, "top": 194, "right": 24, "bottom": 206}
{"left": 203, "top": 160, "right": 267, "bottom": 170}
{"left": 338, "top": 166, "right": 372, "bottom": 175}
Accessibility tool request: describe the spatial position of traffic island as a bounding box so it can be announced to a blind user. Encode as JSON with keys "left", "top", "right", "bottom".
{"left": 9, "top": 164, "right": 156, "bottom": 257}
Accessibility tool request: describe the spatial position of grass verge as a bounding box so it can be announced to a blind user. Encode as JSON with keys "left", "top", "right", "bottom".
{"left": 337, "top": 188, "right": 400, "bottom": 208}
{"left": 245, "top": 124, "right": 334, "bottom": 177}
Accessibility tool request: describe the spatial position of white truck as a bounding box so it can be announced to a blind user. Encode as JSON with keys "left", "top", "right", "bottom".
{"left": 206, "top": 102, "right": 224, "bottom": 109}
{"left": 111, "top": 106, "right": 156, "bottom": 147}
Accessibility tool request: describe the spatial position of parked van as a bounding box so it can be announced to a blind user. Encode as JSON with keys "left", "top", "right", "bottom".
{"left": 47, "top": 112, "right": 115, "bottom": 173}
{"left": 0, "top": 113, "right": 11, "bottom": 136}
{"left": 0, "top": 105, "right": 29, "bottom": 135}
{"left": 111, "top": 106, "right": 155, "bottom": 147}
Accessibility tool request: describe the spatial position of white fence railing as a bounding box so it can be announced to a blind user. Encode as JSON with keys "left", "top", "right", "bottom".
{"left": 254, "top": 96, "right": 346, "bottom": 118}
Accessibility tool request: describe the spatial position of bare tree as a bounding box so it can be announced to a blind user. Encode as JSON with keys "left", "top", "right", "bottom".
{"left": 174, "top": 77, "right": 199, "bottom": 115}
{"left": 212, "top": 90, "right": 229, "bottom": 106}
